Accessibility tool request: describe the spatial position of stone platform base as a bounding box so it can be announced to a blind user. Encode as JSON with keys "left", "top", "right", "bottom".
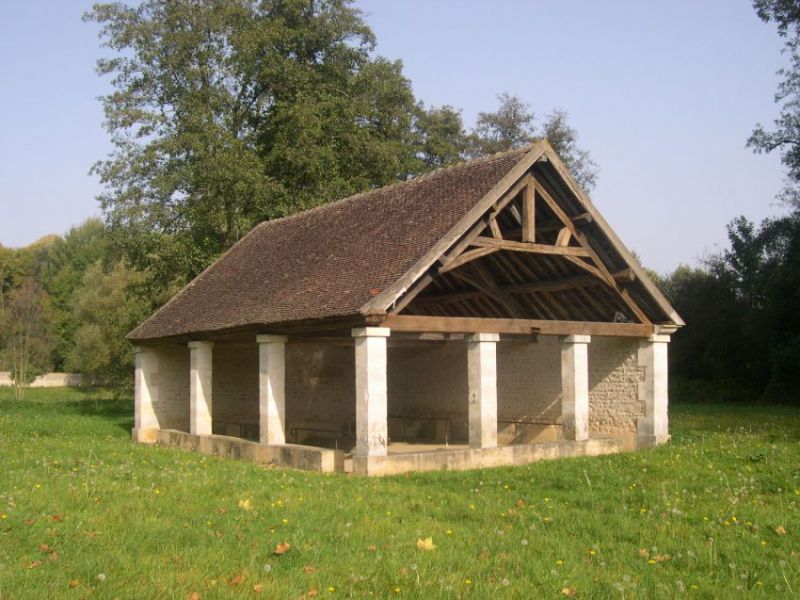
{"left": 352, "top": 438, "right": 623, "bottom": 476}
{"left": 152, "top": 430, "right": 344, "bottom": 473}
{"left": 139, "top": 430, "right": 631, "bottom": 476}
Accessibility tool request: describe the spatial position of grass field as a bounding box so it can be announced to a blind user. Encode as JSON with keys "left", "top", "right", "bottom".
{"left": 0, "top": 388, "right": 798, "bottom": 599}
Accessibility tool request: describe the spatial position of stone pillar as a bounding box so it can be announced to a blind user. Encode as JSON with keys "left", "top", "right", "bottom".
{"left": 133, "top": 345, "right": 159, "bottom": 443}
{"left": 467, "top": 333, "right": 499, "bottom": 449}
{"left": 637, "top": 334, "right": 671, "bottom": 446}
{"left": 352, "top": 327, "right": 390, "bottom": 457}
{"left": 561, "top": 335, "right": 591, "bottom": 442}
{"left": 257, "top": 335, "right": 288, "bottom": 446}
{"left": 188, "top": 341, "right": 214, "bottom": 436}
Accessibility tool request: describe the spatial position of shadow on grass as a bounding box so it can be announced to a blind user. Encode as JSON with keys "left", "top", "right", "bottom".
{"left": 64, "top": 397, "right": 134, "bottom": 433}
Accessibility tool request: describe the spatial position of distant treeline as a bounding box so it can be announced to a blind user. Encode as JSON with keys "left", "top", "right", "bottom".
{"left": 659, "top": 211, "right": 800, "bottom": 403}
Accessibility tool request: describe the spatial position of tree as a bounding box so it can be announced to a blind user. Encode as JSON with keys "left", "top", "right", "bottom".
{"left": 35, "top": 219, "right": 109, "bottom": 370}
{"left": 86, "top": 0, "right": 419, "bottom": 283}
{"left": 0, "top": 279, "right": 53, "bottom": 399}
{"left": 540, "top": 110, "right": 598, "bottom": 191}
{"left": 412, "top": 103, "right": 469, "bottom": 171}
{"left": 66, "top": 261, "right": 152, "bottom": 389}
{"left": 468, "top": 93, "right": 598, "bottom": 190}
{"left": 470, "top": 93, "right": 537, "bottom": 157}
{"left": 749, "top": 0, "right": 800, "bottom": 205}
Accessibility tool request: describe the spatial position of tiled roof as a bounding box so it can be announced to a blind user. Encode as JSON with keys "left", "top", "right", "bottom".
{"left": 129, "top": 147, "right": 530, "bottom": 341}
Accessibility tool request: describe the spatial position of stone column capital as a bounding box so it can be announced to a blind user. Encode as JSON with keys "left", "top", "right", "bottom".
{"left": 256, "top": 334, "right": 288, "bottom": 345}
{"left": 466, "top": 332, "right": 500, "bottom": 343}
{"left": 188, "top": 340, "right": 214, "bottom": 350}
{"left": 352, "top": 327, "right": 391, "bottom": 338}
{"left": 561, "top": 334, "right": 591, "bottom": 344}
{"left": 646, "top": 334, "right": 671, "bottom": 344}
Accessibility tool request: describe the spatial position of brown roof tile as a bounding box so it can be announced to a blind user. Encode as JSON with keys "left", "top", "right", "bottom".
{"left": 129, "top": 147, "right": 530, "bottom": 341}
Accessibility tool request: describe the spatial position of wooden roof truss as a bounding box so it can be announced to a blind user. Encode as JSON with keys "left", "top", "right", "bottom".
{"left": 379, "top": 159, "right": 675, "bottom": 336}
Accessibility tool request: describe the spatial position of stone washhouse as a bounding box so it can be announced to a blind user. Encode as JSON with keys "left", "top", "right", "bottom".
{"left": 128, "top": 141, "right": 683, "bottom": 476}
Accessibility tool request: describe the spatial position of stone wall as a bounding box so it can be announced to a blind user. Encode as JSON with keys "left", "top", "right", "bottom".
{"left": 588, "top": 337, "right": 643, "bottom": 434}
{"left": 0, "top": 372, "right": 99, "bottom": 387}
{"left": 212, "top": 343, "right": 259, "bottom": 439}
{"left": 151, "top": 344, "right": 190, "bottom": 431}
{"left": 144, "top": 334, "right": 646, "bottom": 446}
{"left": 285, "top": 342, "right": 355, "bottom": 443}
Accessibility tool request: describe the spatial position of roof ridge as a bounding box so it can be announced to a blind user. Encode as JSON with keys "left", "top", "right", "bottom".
{"left": 254, "top": 145, "right": 534, "bottom": 232}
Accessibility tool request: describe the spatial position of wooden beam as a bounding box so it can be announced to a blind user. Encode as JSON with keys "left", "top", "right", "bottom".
{"left": 439, "top": 247, "right": 500, "bottom": 274}
{"left": 383, "top": 314, "right": 654, "bottom": 338}
{"left": 555, "top": 227, "right": 572, "bottom": 247}
{"left": 390, "top": 272, "right": 434, "bottom": 314}
{"left": 522, "top": 176, "right": 535, "bottom": 242}
{"left": 539, "top": 145, "right": 684, "bottom": 326}
{"left": 535, "top": 182, "right": 652, "bottom": 325}
{"left": 413, "top": 274, "right": 603, "bottom": 305}
{"left": 562, "top": 255, "right": 608, "bottom": 282}
{"left": 612, "top": 268, "right": 636, "bottom": 283}
{"left": 472, "top": 236, "right": 589, "bottom": 257}
{"left": 440, "top": 175, "right": 532, "bottom": 268}
{"left": 449, "top": 270, "right": 521, "bottom": 317}
{"left": 470, "top": 261, "right": 528, "bottom": 317}
{"left": 489, "top": 218, "right": 503, "bottom": 239}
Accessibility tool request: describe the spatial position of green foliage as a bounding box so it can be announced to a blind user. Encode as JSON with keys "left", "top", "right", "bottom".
{"left": 66, "top": 261, "right": 150, "bottom": 389}
{"left": 662, "top": 211, "right": 800, "bottom": 402}
{"left": 749, "top": 0, "right": 800, "bottom": 205}
{"left": 412, "top": 103, "right": 469, "bottom": 171}
{"left": 1, "top": 391, "right": 799, "bottom": 596}
{"left": 0, "top": 279, "right": 54, "bottom": 398}
{"left": 468, "top": 94, "right": 598, "bottom": 190}
{"left": 86, "top": 0, "right": 420, "bottom": 282}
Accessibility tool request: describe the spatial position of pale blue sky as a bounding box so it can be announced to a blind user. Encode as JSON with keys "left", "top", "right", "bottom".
{"left": 0, "top": 0, "right": 788, "bottom": 272}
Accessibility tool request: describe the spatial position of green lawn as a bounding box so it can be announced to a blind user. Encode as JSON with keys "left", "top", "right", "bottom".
{"left": 0, "top": 389, "right": 798, "bottom": 599}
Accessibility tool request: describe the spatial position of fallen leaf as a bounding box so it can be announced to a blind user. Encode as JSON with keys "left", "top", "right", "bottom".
{"left": 27, "top": 560, "right": 43, "bottom": 569}
{"left": 303, "top": 565, "right": 315, "bottom": 574}
{"left": 187, "top": 593, "right": 201, "bottom": 600}
{"left": 24, "top": 519, "right": 35, "bottom": 526}
{"left": 776, "top": 525, "right": 787, "bottom": 536}
{"left": 48, "top": 552, "right": 60, "bottom": 562}
{"left": 307, "top": 588, "right": 318, "bottom": 598}
{"left": 416, "top": 537, "right": 437, "bottom": 551}
{"left": 253, "top": 583, "right": 264, "bottom": 593}
{"left": 367, "top": 544, "right": 377, "bottom": 552}
{"left": 39, "top": 543, "right": 51, "bottom": 553}
{"left": 68, "top": 579, "right": 79, "bottom": 588}
{"left": 52, "top": 515, "right": 63, "bottom": 522}
{"left": 238, "top": 499, "right": 252, "bottom": 511}
{"left": 652, "top": 554, "right": 671, "bottom": 563}
{"left": 273, "top": 542, "right": 291, "bottom": 555}
{"left": 560, "top": 586, "right": 577, "bottom": 597}
{"left": 228, "top": 574, "right": 243, "bottom": 586}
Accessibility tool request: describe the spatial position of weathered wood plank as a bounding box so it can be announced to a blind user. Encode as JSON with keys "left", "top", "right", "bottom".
{"left": 522, "top": 176, "right": 535, "bottom": 242}
{"left": 472, "top": 236, "right": 590, "bottom": 257}
{"left": 556, "top": 227, "right": 572, "bottom": 247}
{"left": 383, "top": 314, "right": 654, "bottom": 337}
{"left": 439, "top": 247, "right": 500, "bottom": 274}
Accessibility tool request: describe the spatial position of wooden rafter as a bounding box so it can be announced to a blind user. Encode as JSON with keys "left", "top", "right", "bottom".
{"left": 439, "top": 247, "right": 500, "bottom": 274}
{"left": 534, "top": 182, "right": 652, "bottom": 325}
{"left": 448, "top": 270, "right": 519, "bottom": 317}
{"left": 414, "top": 274, "right": 603, "bottom": 306}
{"left": 470, "top": 261, "right": 528, "bottom": 317}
